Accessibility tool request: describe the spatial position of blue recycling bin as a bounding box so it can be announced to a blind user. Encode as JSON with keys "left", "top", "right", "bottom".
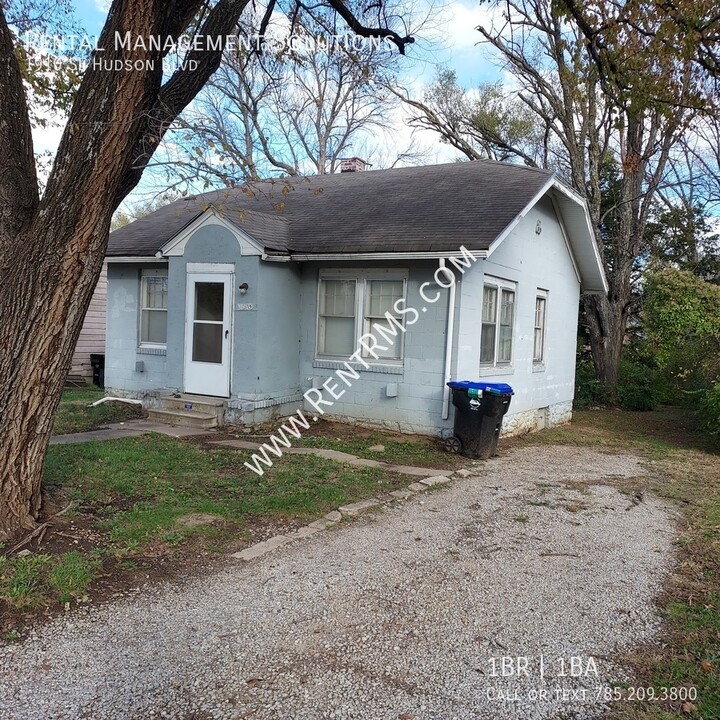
{"left": 446, "top": 381, "right": 514, "bottom": 459}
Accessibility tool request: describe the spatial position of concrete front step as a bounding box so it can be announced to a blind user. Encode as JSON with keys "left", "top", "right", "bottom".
{"left": 160, "top": 395, "right": 226, "bottom": 418}
{"left": 147, "top": 408, "right": 219, "bottom": 429}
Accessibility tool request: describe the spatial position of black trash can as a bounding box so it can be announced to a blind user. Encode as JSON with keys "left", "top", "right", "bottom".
{"left": 446, "top": 381, "right": 514, "bottom": 459}
{"left": 90, "top": 353, "right": 105, "bottom": 389}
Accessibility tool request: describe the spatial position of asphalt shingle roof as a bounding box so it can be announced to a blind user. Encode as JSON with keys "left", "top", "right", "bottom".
{"left": 107, "top": 160, "right": 554, "bottom": 257}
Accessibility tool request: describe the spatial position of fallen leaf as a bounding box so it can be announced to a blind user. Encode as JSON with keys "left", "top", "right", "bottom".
{"left": 681, "top": 701, "right": 696, "bottom": 714}
{"left": 700, "top": 660, "right": 713, "bottom": 671}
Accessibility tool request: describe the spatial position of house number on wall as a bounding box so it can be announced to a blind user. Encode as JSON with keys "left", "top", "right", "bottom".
{"left": 237, "top": 303, "right": 255, "bottom": 311}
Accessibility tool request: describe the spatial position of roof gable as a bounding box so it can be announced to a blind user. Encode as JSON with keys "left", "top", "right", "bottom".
{"left": 160, "top": 208, "right": 265, "bottom": 257}
{"left": 483, "top": 177, "right": 608, "bottom": 294}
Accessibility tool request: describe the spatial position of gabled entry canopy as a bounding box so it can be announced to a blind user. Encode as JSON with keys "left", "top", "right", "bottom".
{"left": 107, "top": 160, "right": 608, "bottom": 294}
{"left": 159, "top": 208, "right": 268, "bottom": 258}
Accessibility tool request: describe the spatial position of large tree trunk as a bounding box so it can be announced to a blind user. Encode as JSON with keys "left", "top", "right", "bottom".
{"left": 0, "top": 234, "right": 108, "bottom": 536}
{"left": 583, "top": 111, "right": 674, "bottom": 397}
{"left": 583, "top": 292, "right": 627, "bottom": 393}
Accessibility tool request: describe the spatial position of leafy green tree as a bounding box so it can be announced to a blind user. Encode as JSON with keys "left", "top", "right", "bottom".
{"left": 643, "top": 268, "right": 720, "bottom": 388}
{"left": 643, "top": 204, "right": 720, "bottom": 284}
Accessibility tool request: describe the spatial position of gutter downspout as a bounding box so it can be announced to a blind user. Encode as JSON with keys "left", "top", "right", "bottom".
{"left": 89, "top": 397, "right": 143, "bottom": 408}
{"left": 441, "top": 259, "right": 457, "bottom": 421}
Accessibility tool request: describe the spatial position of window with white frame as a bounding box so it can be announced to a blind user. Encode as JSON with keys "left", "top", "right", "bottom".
{"left": 317, "top": 279, "right": 357, "bottom": 356}
{"left": 140, "top": 269, "right": 168, "bottom": 346}
{"left": 363, "top": 279, "right": 405, "bottom": 359}
{"left": 534, "top": 291, "right": 548, "bottom": 363}
{"left": 316, "top": 273, "right": 406, "bottom": 360}
{"left": 480, "top": 278, "right": 515, "bottom": 365}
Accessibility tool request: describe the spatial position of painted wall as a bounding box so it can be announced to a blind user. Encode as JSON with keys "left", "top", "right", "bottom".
{"left": 105, "top": 222, "right": 302, "bottom": 407}
{"left": 297, "top": 260, "right": 455, "bottom": 434}
{"left": 253, "top": 260, "right": 302, "bottom": 399}
{"left": 105, "top": 262, "right": 169, "bottom": 394}
{"left": 454, "top": 195, "right": 581, "bottom": 433}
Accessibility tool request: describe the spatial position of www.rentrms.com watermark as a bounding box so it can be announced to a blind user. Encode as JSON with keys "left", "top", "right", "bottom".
{"left": 243, "top": 246, "right": 480, "bottom": 476}
{"left": 19, "top": 31, "right": 394, "bottom": 74}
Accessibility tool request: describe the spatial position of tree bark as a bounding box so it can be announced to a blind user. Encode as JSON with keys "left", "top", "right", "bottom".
{"left": 583, "top": 281, "right": 629, "bottom": 393}
{"left": 0, "top": 0, "right": 177, "bottom": 539}
{"left": 0, "top": 233, "right": 108, "bottom": 535}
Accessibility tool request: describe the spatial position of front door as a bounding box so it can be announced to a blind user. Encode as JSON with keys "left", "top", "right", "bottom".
{"left": 184, "top": 271, "right": 232, "bottom": 397}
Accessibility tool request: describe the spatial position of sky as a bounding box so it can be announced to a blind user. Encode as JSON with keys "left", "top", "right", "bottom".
{"left": 29, "top": 0, "right": 506, "bottom": 208}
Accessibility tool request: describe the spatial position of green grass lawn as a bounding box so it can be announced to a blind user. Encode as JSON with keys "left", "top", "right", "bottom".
{"left": 294, "top": 420, "right": 461, "bottom": 469}
{"left": 44, "top": 435, "right": 407, "bottom": 548}
{"left": 1, "top": 433, "right": 409, "bottom": 615}
{"left": 514, "top": 408, "right": 719, "bottom": 720}
{"left": 52, "top": 386, "right": 145, "bottom": 435}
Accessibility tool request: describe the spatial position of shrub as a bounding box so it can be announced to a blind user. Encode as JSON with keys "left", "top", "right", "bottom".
{"left": 574, "top": 359, "right": 604, "bottom": 408}
{"left": 575, "top": 352, "right": 672, "bottom": 411}
{"left": 617, "top": 359, "right": 665, "bottom": 411}
{"left": 698, "top": 383, "right": 720, "bottom": 440}
{"left": 643, "top": 268, "right": 720, "bottom": 389}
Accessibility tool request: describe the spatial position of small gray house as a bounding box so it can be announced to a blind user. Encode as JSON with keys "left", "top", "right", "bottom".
{"left": 105, "top": 160, "right": 607, "bottom": 435}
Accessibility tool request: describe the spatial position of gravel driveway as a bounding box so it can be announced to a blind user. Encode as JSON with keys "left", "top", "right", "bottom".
{"left": 0, "top": 446, "right": 676, "bottom": 720}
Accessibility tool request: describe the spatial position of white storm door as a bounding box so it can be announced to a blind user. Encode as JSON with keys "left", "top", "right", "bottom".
{"left": 184, "top": 271, "right": 233, "bottom": 397}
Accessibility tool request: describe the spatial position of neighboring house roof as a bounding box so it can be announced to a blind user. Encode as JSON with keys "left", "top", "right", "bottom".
{"left": 108, "top": 160, "right": 608, "bottom": 293}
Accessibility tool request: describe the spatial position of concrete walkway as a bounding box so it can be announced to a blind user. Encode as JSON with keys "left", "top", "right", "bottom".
{"left": 49, "top": 420, "right": 217, "bottom": 445}
{"left": 208, "top": 438, "right": 453, "bottom": 477}
{"left": 50, "top": 421, "right": 454, "bottom": 477}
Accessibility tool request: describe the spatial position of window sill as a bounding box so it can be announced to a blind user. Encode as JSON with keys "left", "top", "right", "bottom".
{"left": 532, "top": 363, "right": 546, "bottom": 373}
{"left": 313, "top": 359, "right": 404, "bottom": 375}
{"left": 137, "top": 346, "right": 167, "bottom": 356}
{"left": 477, "top": 365, "right": 514, "bottom": 377}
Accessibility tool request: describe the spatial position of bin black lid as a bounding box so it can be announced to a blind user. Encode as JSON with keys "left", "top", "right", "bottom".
{"left": 447, "top": 380, "right": 514, "bottom": 395}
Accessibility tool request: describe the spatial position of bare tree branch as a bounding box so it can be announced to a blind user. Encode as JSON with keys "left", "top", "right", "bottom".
{"left": 324, "top": 0, "right": 414, "bottom": 54}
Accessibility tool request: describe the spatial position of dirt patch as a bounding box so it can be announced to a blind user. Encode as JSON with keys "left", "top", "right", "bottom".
{"left": 192, "top": 421, "right": 431, "bottom": 448}
{"left": 299, "top": 420, "right": 409, "bottom": 443}
{"left": 10, "top": 502, "right": 103, "bottom": 558}
{"left": 0, "top": 502, "right": 303, "bottom": 644}
{"left": 173, "top": 513, "right": 226, "bottom": 530}
{"left": 183, "top": 421, "right": 458, "bottom": 470}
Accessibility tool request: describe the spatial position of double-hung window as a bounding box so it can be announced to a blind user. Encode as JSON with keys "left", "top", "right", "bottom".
{"left": 480, "top": 278, "right": 515, "bottom": 366}
{"left": 363, "top": 280, "right": 405, "bottom": 360}
{"left": 317, "top": 279, "right": 357, "bottom": 357}
{"left": 140, "top": 269, "right": 168, "bottom": 346}
{"left": 316, "top": 273, "right": 406, "bottom": 361}
{"left": 534, "top": 291, "right": 548, "bottom": 364}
